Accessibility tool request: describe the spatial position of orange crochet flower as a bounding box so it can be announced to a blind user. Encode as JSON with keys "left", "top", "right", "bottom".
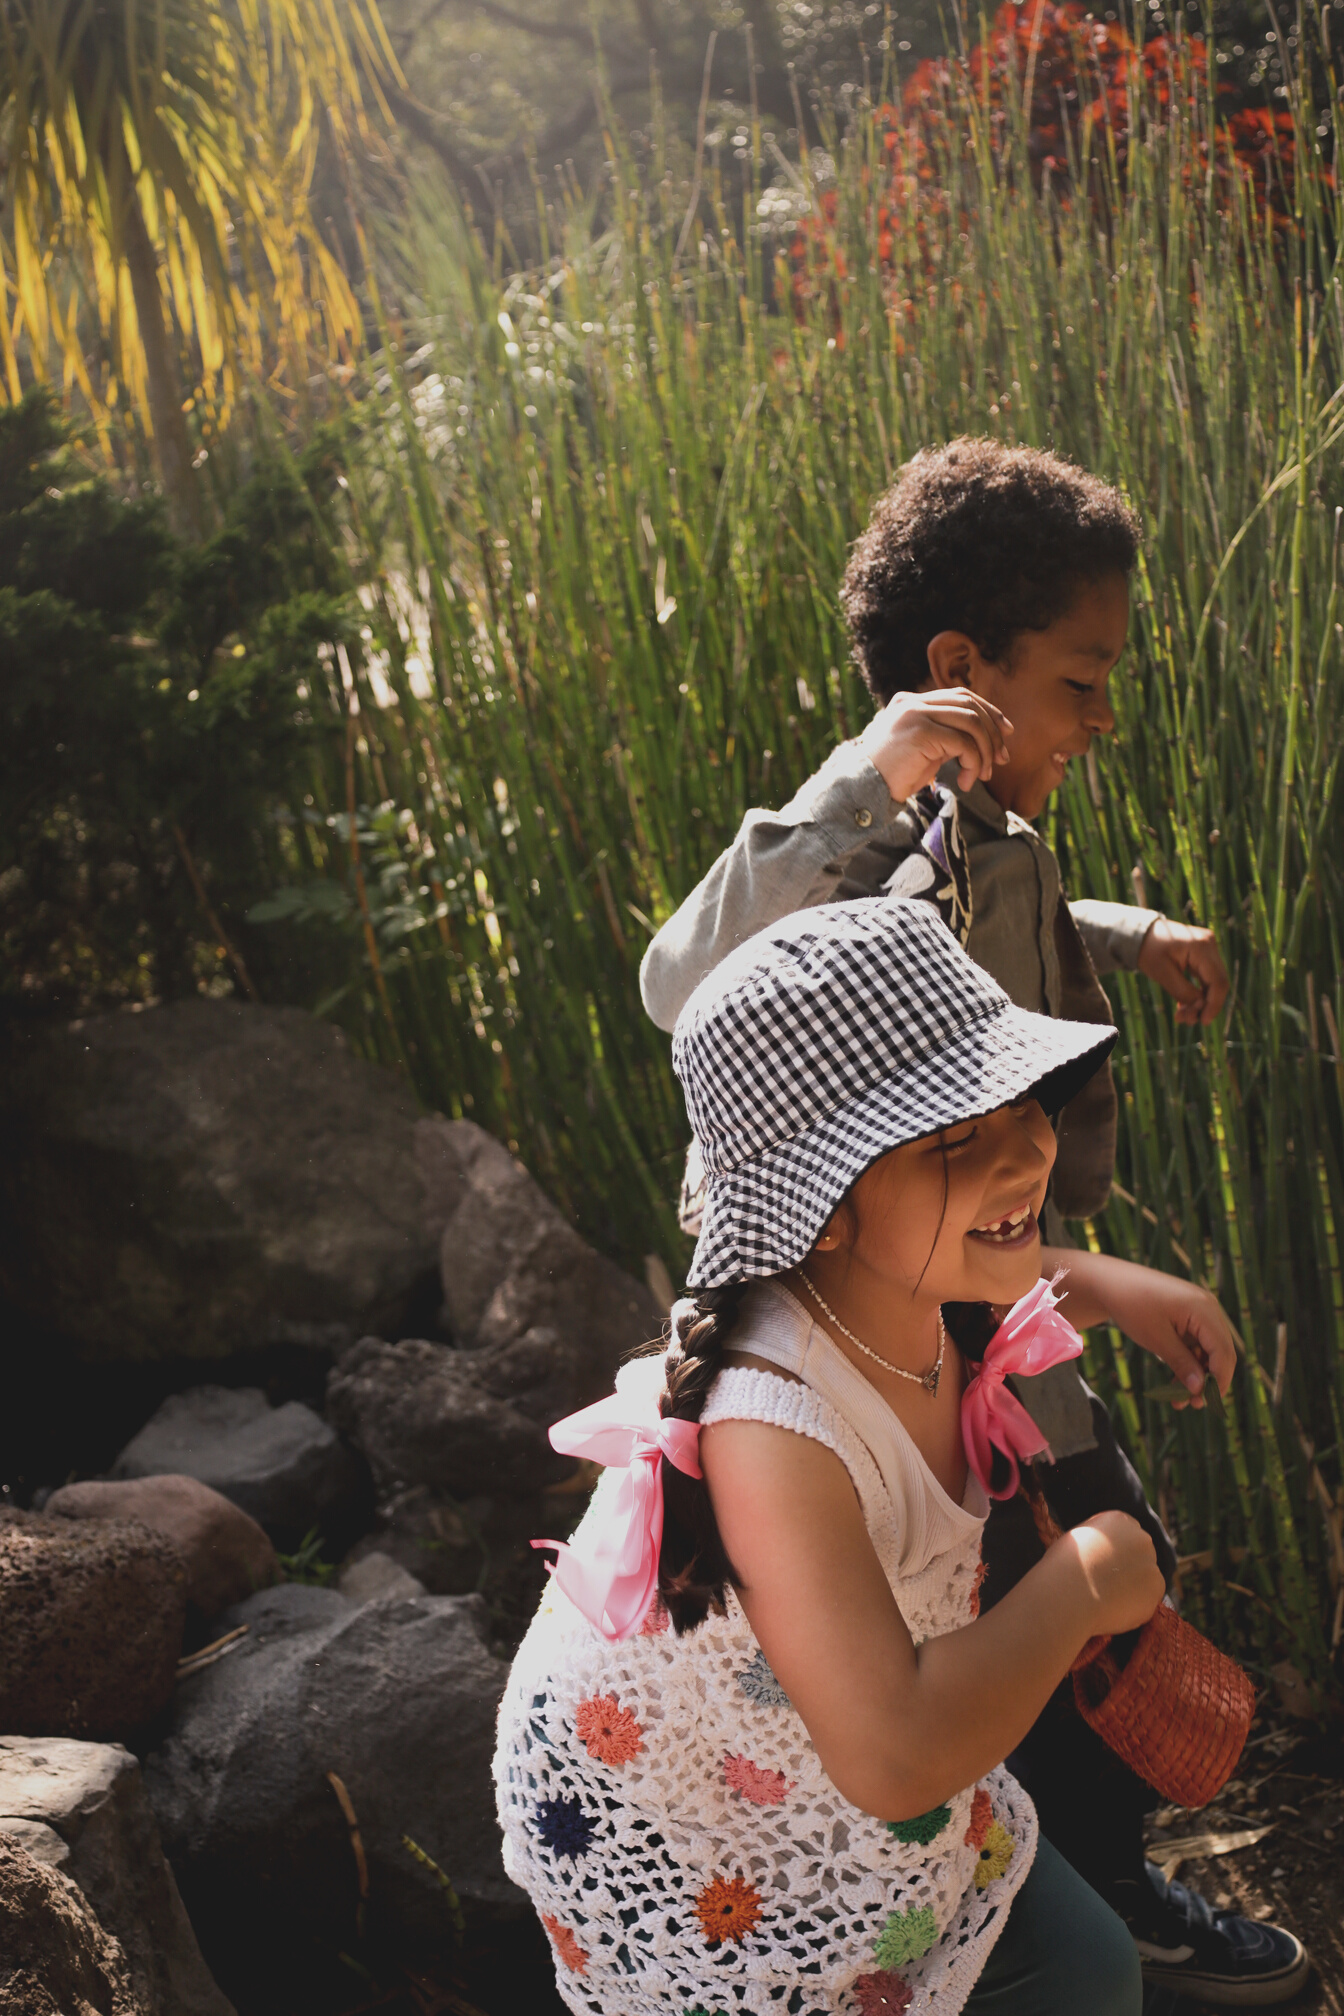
{"left": 969, "top": 1557, "right": 989, "bottom": 1620}
{"left": 574, "top": 1693, "right": 644, "bottom": 1765}
{"left": 541, "top": 1914, "right": 588, "bottom": 1975}
{"left": 723, "top": 1753, "right": 792, "bottom": 1806}
{"left": 639, "top": 1597, "right": 670, "bottom": 1635}
{"left": 693, "top": 1872, "right": 764, "bottom": 1946}
{"left": 965, "top": 1786, "right": 993, "bottom": 1849}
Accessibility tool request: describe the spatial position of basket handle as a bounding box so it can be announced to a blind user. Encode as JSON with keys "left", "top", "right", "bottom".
{"left": 1018, "top": 1476, "right": 1117, "bottom": 1678}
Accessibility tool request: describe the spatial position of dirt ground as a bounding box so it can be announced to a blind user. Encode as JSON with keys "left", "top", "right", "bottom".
{"left": 1142, "top": 1720, "right": 1344, "bottom": 2015}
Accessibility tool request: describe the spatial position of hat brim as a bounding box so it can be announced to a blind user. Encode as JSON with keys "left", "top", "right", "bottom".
{"left": 686, "top": 1004, "right": 1116, "bottom": 1289}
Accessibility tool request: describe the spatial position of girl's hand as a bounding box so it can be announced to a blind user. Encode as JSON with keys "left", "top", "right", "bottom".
{"left": 860, "top": 688, "right": 1013, "bottom": 801}
{"left": 1045, "top": 1249, "right": 1237, "bottom": 1406}
{"left": 1067, "top": 1511, "right": 1166, "bottom": 1637}
{"left": 1137, "top": 918, "right": 1230, "bottom": 1026}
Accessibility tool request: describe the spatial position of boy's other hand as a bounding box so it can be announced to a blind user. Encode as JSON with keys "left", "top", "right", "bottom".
{"left": 1137, "top": 917, "right": 1229, "bottom": 1026}
{"left": 1099, "top": 1263, "right": 1237, "bottom": 1408}
{"left": 860, "top": 689, "right": 1012, "bottom": 802}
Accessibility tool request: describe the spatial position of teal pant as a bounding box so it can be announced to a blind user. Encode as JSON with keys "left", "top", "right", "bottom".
{"left": 964, "top": 1836, "right": 1142, "bottom": 2016}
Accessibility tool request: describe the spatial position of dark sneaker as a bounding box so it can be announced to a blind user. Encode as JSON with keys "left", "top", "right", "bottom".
{"left": 1109, "top": 1862, "right": 1309, "bottom": 2007}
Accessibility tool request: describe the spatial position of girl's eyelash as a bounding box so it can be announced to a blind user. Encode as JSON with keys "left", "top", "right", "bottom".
{"left": 941, "top": 1127, "right": 978, "bottom": 1151}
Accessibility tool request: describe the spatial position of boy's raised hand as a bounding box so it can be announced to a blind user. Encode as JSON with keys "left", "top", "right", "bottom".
{"left": 1137, "top": 918, "right": 1230, "bottom": 1026}
{"left": 860, "top": 688, "right": 1013, "bottom": 802}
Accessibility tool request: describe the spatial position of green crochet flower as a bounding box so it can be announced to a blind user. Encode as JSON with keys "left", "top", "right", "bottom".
{"left": 874, "top": 1903, "right": 939, "bottom": 1969}
{"left": 886, "top": 1804, "right": 952, "bottom": 1845}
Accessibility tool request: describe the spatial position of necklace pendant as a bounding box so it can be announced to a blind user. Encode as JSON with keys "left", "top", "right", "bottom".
{"left": 922, "top": 1363, "right": 941, "bottom": 1398}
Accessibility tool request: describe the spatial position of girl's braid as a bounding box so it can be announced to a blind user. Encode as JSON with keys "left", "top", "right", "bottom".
{"left": 656, "top": 1283, "right": 746, "bottom": 1633}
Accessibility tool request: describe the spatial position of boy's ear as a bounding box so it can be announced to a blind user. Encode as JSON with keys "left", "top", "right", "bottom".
{"left": 925, "top": 629, "right": 980, "bottom": 690}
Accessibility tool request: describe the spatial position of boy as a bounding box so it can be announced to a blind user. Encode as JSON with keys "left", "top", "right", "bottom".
{"left": 640, "top": 440, "right": 1307, "bottom": 2006}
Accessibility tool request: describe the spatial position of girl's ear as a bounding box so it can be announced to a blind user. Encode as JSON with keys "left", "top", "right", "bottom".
{"left": 813, "top": 1199, "right": 856, "bottom": 1253}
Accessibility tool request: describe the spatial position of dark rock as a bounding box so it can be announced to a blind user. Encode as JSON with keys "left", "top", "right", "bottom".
{"left": 418, "top": 1120, "right": 663, "bottom": 1383}
{"left": 0, "top": 1737, "right": 233, "bottom": 2016}
{"left": 335, "top": 1551, "right": 425, "bottom": 1603}
{"left": 43, "top": 1477, "right": 279, "bottom": 1623}
{"left": 0, "top": 1511, "right": 186, "bottom": 1739}
{"left": 142, "top": 1585, "right": 524, "bottom": 1960}
{"left": 329, "top": 1122, "right": 662, "bottom": 1504}
{"left": 110, "top": 1389, "right": 369, "bottom": 1550}
{"left": 326, "top": 1336, "right": 560, "bottom": 1497}
{"left": 0, "top": 1002, "right": 443, "bottom": 1365}
{"left": 336, "top": 1486, "right": 487, "bottom": 1597}
{"left": 0, "top": 1831, "right": 143, "bottom": 2016}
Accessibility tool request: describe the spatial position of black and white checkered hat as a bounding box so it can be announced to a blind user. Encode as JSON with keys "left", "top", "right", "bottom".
{"left": 672, "top": 896, "right": 1116, "bottom": 1289}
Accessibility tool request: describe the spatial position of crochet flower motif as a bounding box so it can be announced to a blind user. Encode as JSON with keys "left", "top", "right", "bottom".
{"left": 723, "top": 1753, "right": 793, "bottom": 1806}
{"left": 574, "top": 1692, "right": 643, "bottom": 1766}
{"left": 533, "top": 1795, "right": 596, "bottom": 1860}
{"left": 639, "top": 1597, "right": 671, "bottom": 1635}
{"left": 734, "top": 1649, "right": 791, "bottom": 1708}
{"left": 853, "top": 1971, "right": 914, "bottom": 2015}
{"left": 965, "top": 1785, "right": 993, "bottom": 1849}
{"left": 693, "top": 1873, "right": 764, "bottom": 1947}
{"left": 885, "top": 1803, "right": 951, "bottom": 1845}
{"left": 974, "top": 1820, "right": 1015, "bottom": 1890}
{"left": 542, "top": 1914, "right": 588, "bottom": 1974}
{"left": 969, "top": 1557, "right": 989, "bottom": 1620}
{"left": 874, "top": 1903, "right": 938, "bottom": 1970}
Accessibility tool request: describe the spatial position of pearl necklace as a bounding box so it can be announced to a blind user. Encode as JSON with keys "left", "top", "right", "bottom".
{"left": 796, "top": 1271, "right": 946, "bottom": 1397}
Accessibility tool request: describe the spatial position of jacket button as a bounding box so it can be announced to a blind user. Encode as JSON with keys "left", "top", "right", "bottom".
{"left": 855, "top": 807, "right": 873, "bottom": 828}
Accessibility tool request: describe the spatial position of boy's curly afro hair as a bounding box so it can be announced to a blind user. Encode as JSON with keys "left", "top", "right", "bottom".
{"left": 840, "top": 438, "right": 1141, "bottom": 701}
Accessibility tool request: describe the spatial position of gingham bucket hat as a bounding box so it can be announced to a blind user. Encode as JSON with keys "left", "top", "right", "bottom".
{"left": 672, "top": 896, "right": 1117, "bottom": 1289}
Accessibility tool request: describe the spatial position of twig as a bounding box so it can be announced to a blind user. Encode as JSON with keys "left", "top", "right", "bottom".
{"left": 328, "top": 1770, "right": 370, "bottom": 1903}
{"left": 176, "top": 1624, "right": 249, "bottom": 1676}
{"left": 171, "top": 821, "right": 260, "bottom": 1001}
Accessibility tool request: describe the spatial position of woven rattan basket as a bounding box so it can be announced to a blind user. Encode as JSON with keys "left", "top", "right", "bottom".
{"left": 1026, "top": 1487, "right": 1256, "bottom": 1809}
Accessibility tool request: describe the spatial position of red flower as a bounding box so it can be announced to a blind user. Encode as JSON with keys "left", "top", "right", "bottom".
{"left": 541, "top": 1914, "right": 588, "bottom": 1975}
{"left": 574, "top": 1693, "right": 643, "bottom": 1766}
{"left": 723, "top": 1753, "right": 793, "bottom": 1806}
{"left": 966, "top": 1785, "right": 994, "bottom": 1849}
{"left": 693, "top": 1872, "right": 763, "bottom": 1946}
{"left": 854, "top": 1971, "right": 914, "bottom": 2015}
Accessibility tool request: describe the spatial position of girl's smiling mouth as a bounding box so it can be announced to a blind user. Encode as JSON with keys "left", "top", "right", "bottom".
{"left": 967, "top": 1202, "right": 1038, "bottom": 1249}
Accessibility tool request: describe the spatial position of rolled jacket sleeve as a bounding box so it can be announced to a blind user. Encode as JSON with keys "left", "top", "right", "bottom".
{"left": 639, "top": 741, "right": 899, "bottom": 1031}
{"left": 1069, "top": 898, "right": 1160, "bottom": 978}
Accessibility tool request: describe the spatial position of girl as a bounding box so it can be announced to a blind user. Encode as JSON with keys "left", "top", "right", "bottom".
{"left": 494, "top": 897, "right": 1176, "bottom": 2016}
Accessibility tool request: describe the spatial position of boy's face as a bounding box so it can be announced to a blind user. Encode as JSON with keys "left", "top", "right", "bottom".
{"left": 929, "top": 572, "right": 1129, "bottom": 821}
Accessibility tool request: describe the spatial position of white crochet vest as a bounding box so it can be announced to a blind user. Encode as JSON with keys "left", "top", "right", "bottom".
{"left": 493, "top": 1281, "right": 1038, "bottom": 2016}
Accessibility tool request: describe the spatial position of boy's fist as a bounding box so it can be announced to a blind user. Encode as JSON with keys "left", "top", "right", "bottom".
{"left": 1138, "top": 918, "right": 1229, "bottom": 1026}
{"left": 860, "top": 689, "right": 1013, "bottom": 802}
{"left": 1068, "top": 1511, "right": 1166, "bottom": 1637}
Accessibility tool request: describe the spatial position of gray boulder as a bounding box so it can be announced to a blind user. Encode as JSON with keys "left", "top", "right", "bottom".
{"left": 110, "top": 1389, "right": 368, "bottom": 1550}
{"left": 0, "top": 1736, "right": 233, "bottom": 2016}
{"left": 0, "top": 1831, "right": 143, "bottom": 2016}
{"left": 336, "top": 1486, "right": 487, "bottom": 1596}
{"left": 335, "top": 1551, "right": 425, "bottom": 1604}
{"left": 142, "top": 1584, "right": 522, "bottom": 1955}
{"left": 43, "top": 1477, "right": 279, "bottom": 1622}
{"left": 0, "top": 1510, "right": 186, "bottom": 1740}
{"left": 326, "top": 1334, "right": 563, "bottom": 1496}
{"left": 328, "top": 1121, "right": 663, "bottom": 1502}
{"left": 0, "top": 1001, "right": 442, "bottom": 1365}
{"left": 416, "top": 1118, "right": 664, "bottom": 1376}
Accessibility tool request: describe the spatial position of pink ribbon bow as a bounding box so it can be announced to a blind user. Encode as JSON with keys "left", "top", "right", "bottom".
{"left": 532, "top": 1390, "right": 702, "bottom": 1642}
{"left": 961, "top": 1274, "right": 1085, "bottom": 1500}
